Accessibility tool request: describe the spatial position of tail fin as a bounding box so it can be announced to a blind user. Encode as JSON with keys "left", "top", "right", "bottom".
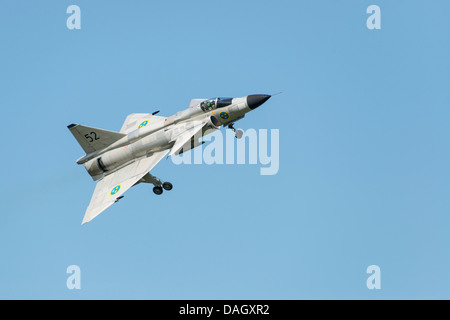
{"left": 67, "top": 124, "right": 127, "bottom": 154}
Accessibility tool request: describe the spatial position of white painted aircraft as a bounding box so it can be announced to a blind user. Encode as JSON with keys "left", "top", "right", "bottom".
{"left": 68, "top": 94, "right": 271, "bottom": 224}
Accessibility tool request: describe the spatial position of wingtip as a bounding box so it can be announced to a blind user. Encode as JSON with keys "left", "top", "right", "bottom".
{"left": 67, "top": 123, "right": 77, "bottom": 129}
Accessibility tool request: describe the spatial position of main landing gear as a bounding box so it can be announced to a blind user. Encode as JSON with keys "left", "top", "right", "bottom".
{"left": 228, "top": 123, "right": 243, "bottom": 139}
{"left": 145, "top": 173, "right": 173, "bottom": 195}
{"left": 135, "top": 172, "right": 173, "bottom": 195}
{"left": 153, "top": 181, "right": 173, "bottom": 195}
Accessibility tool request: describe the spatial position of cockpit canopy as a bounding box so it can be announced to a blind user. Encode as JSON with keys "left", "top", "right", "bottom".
{"left": 200, "top": 97, "right": 233, "bottom": 112}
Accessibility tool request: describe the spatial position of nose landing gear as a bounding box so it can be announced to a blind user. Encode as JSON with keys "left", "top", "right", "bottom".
{"left": 228, "top": 123, "right": 243, "bottom": 139}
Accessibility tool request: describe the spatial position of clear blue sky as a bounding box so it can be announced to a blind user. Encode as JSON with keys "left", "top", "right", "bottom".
{"left": 1, "top": 0, "right": 449, "bottom": 299}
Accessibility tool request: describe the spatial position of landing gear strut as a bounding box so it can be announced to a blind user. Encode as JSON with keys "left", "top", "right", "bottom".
{"left": 228, "top": 123, "right": 243, "bottom": 139}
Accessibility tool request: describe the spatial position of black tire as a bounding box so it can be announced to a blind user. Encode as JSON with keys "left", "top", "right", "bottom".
{"left": 153, "top": 186, "right": 163, "bottom": 195}
{"left": 163, "top": 182, "right": 173, "bottom": 191}
{"left": 235, "top": 129, "right": 244, "bottom": 139}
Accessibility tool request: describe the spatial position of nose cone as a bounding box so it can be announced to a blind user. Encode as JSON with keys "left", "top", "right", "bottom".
{"left": 247, "top": 94, "right": 271, "bottom": 110}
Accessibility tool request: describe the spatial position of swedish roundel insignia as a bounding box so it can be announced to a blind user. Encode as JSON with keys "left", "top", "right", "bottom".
{"left": 219, "top": 112, "right": 229, "bottom": 120}
{"left": 138, "top": 120, "right": 149, "bottom": 129}
{"left": 110, "top": 185, "right": 121, "bottom": 196}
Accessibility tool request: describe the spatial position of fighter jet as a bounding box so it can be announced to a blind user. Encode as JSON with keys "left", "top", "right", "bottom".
{"left": 68, "top": 94, "right": 271, "bottom": 224}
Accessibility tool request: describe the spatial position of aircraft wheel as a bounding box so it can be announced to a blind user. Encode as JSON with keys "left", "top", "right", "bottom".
{"left": 163, "top": 182, "right": 173, "bottom": 191}
{"left": 235, "top": 129, "right": 244, "bottom": 139}
{"left": 153, "top": 186, "right": 163, "bottom": 195}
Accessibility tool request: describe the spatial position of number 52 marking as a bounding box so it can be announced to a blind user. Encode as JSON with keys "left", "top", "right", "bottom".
{"left": 84, "top": 132, "right": 99, "bottom": 142}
